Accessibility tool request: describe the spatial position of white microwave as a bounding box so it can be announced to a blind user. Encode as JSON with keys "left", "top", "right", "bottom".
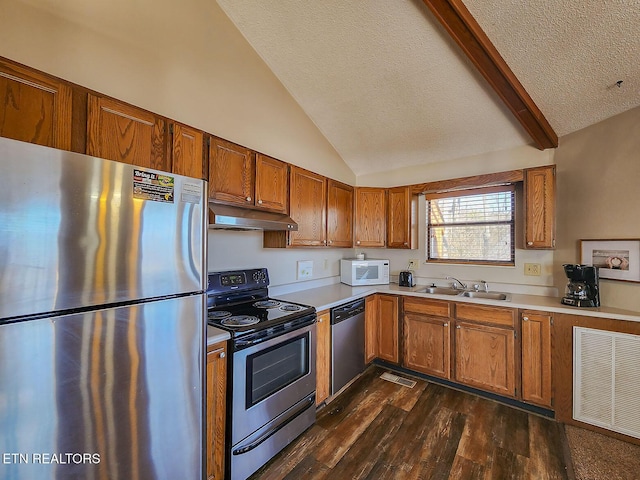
{"left": 340, "top": 259, "right": 390, "bottom": 286}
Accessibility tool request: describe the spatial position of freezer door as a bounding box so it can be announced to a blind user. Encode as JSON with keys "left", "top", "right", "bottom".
{"left": 0, "top": 137, "right": 207, "bottom": 321}
{"left": 0, "top": 294, "right": 205, "bottom": 480}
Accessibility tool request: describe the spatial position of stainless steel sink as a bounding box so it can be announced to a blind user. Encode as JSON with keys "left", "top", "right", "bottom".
{"left": 418, "top": 286, "right": 461, "bottom": 295}
{"left": 459, "top": 291, "right": 510, "bottom": 301}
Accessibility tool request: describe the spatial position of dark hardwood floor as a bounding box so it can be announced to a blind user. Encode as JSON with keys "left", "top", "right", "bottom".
{"left": 250, "top": 366, "right": 571, "bottom": 480}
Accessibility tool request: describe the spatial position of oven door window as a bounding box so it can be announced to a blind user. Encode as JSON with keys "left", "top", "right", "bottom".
{"left": 246, "top": 333, "right": 310, "bottom": 408}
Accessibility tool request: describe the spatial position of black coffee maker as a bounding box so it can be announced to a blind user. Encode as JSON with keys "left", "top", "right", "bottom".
{"left": 561, "top": 264, "right": 600, "bottom": 307}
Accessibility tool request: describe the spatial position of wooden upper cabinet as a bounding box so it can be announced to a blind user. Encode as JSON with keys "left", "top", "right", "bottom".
{"left": 387, "top": 186, "right": 417, "bottom": 249}
{"left": 524, "top": 165, "right": 556, "bottom": 249}
{"left": 288, "top": 166, "right": 327, "bottom": 246}
{"left": 354, "top": 187, "right": 387, "bottom": 248}
{"left": 521, "top": 311, "right": 552, "bottom": 408}
{"left": 255, "top": 153, "right": 288, "bottom": 213}
{"left": 0, "top": 58, "right": 72, "bottom": 150}
{"left": 327, "top": 179, "right": 354, "bottom": 248}
{"left": 170, "top": 123, "right": 204, "bottom": 179}
{"left": 87, "top": 94, "right": 167, "bottom": 170}
{"left": 208, "top": 137, "right": 254, "bottom": 205}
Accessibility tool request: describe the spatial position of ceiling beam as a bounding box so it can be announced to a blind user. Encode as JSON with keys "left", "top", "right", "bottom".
{"left": 422, "top": 0, "right": 558, "bottom": 149}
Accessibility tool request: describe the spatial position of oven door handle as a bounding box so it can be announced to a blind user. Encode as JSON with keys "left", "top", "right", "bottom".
{"left": 232, "top": 394, "right": 315, "bottom": 455}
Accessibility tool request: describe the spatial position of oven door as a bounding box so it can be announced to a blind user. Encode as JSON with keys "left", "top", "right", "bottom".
{"left": 231, "top": 321, "right": 316, "bottom": 446}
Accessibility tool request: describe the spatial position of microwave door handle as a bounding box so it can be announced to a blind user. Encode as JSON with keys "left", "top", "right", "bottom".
{"left": 232, "top": 395, "right": 315, "bottom": 455}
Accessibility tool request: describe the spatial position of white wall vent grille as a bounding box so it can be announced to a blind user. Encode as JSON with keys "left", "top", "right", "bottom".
{"left": 574, "top": 327, "right": 640, "bottom": 438}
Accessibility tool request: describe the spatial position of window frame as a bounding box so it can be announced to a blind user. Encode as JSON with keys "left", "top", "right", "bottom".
{"left": 426, "top": 184, "right": 516, "bottom": 266}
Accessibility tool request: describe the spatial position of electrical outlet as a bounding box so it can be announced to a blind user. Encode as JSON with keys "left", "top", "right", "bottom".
{"left": 408, "top": 259, "right": 419, "bottom": 270}
{"left": 524, "top": 263, "right": 541, "bottom": 276}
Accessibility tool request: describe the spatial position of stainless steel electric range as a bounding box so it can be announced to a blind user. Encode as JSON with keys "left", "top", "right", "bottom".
{"left": 207, "top": 268, "right": 317, "bottom": 480}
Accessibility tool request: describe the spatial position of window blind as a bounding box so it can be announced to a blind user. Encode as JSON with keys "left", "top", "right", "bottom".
{"left": 427, "top": 185, "right": 515, "bottom": 264}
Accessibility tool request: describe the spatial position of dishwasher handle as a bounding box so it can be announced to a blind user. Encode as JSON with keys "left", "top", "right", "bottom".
{"left": 331, "top": 299, "right": 365, "bottom": 324}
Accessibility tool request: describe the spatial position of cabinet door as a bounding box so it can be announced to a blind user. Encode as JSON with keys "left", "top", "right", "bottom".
{"left": 208, "top": 137, "right": 254, "bottom": 205}
{"left": 206, "top": 342, "right": 227, "bottom": 480}
{"left": 364, "top": 295, "right": 379, "bottom": 363}
{"left": 255, "top": 153, "right": 288, "bottom": 213}
{"left": 87, "top": 94, "right": 167, "bottom": 170}
{"left": 327, "top": 179, "right": 354, "bottom": 248}
{"left": 377, "top": 295, "right": 399, "bottom": 364}
{"left": 289, "top": 166, "right": 327, "bottom": 246}
{"left": 521, "top": 311, "right": 552, "bottom": 407}
{"left": 0, "top": 58, "right": 72, "bottom": 150}
{"left": 387, "top": 186, "right": 416, "bottom": 249}
{"left": 524, "top": 165, "right": 556, "bottom": 249}
{"left": 403, "top": 313, "right": 450, "bottom": 379}
{"left": 354, "top": 187, "right": 386, "bottom": 248}
{"left": 454, "top": 321, "right": 515, "bottom": 397}
{"left": 316, "top": 310, "right": 331, "bottom": 405}
{"left": 170, "top": 123, "right": 204, "bottom": 179}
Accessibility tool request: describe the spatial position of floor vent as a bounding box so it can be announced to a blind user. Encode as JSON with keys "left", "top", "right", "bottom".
{"left": 574, "top": 327, "right": 640, "bottom": 439}
{"left": 380, "top": 372, "right": 416, "bottom": 388}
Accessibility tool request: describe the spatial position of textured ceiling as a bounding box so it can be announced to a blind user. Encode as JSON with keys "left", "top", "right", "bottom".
{"left": 215, "top": 0, "right": 640, "bottom": 176}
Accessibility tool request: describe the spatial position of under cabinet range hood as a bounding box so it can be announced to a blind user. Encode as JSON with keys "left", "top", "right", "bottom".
{"left": 208, "top": 202, "right": 298, "bottom": 231}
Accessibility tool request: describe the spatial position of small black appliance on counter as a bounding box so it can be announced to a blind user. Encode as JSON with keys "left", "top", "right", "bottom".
{"left": 561, "top": 264, "right": 600, "bottom": 307}
{"left": 398, "top": 270, "right": 415, "bottom": 287}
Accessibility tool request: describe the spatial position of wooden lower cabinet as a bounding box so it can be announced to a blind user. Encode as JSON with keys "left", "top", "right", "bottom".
{"left": 364, "top": 295, "right": 379, "bottom": 363}
{"left": 377, "top": 295, "right": 399, "bottom": 364}
{"left": 521, "top": 310, "right": 552, "bottom": 407}
{"left": 403, "top": 297, "right": 452, "bottom": 379}
{"left": 316, "top": 310, "right": 331, "bottom": 405}
{"left": 454, "top": 320, "right": 516, "bottom": 398}
{"left": 206, "top": 341, "right": 227, "bottom": 480}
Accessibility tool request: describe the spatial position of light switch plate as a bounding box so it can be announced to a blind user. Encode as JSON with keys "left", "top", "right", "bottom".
{"left": 297, "top": 260, "right": 313, "bottom": 280}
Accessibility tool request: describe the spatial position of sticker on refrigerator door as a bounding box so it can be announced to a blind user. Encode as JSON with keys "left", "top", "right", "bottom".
{"left": 133, "top": 169, "right": 175, "bottom": 203}
{"left": 181, "top": 182, "right": 203, "bottom": 203}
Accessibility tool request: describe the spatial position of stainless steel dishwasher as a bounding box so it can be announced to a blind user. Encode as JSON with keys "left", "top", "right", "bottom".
{"left": 331, "top": 298, "right": 366, "bottom": 394}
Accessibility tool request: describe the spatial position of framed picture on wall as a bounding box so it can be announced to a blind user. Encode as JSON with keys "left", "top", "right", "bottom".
{"left": 580, "top": 239, "right": 640, "bottom": 283}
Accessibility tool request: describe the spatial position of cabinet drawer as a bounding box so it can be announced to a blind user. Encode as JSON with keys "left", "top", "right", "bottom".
{"left": 403, "top": 297, "right": 451, "bottom": 318}
{"left": 455, "top": 303, "right": 515, "bottom": 328}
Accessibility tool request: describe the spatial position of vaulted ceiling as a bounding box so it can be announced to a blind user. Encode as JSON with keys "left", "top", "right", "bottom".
{"left": 215, "top": 0, "right": 640, "bottom": 176}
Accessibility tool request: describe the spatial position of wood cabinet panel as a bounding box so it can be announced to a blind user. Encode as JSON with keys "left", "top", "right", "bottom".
{"left": 387, "top": 186, "right": 416, "bottom": 249}
{"left": 171, "top": 123, "right": 204, "bottom": 179}
{"left": 206, "top": 341, "right": 227, "bottom": 480}
{"left": 455, "top": 303, "right": 516, "bottom": 328}
{"left": 316, "top": 310, "right": 331, "bottom": 405}
{"left": 454, "top": 321, "right": 516, "bottom": 397}
{"left": 377, "top": 295, "right": 399, "bottom": 364}
{"left": 365, "top": 295, "right": 379, "bottom": 363}
{"left": 354, "top": 187, "right": 386, "bottom": 248}
{"left": 327, "top": 179, "right": 354, "bottom": 248}
{"left": 521, "top": 311, "right": 552, "bottom": 407}
{"left": 289, "top": 166, "right": 327, "bottom": 246}
{"left": 208, "top": 137, "right": 254, "bottom": 205}
{"left": 87, "top": 94, "right": 166, "bottom": 170}
{"left": 403, "top": 297, "right": 451, "bottom": 318}
{"left": 255, "top": 153, "right": 288, "bottom": 213}
{"left": 524, "top": 165, "right": 556, "bottom": 249}
{"left": 0, "top": 58, "right": 72, "bottom": 150}
{"left": 403, "top": 313, "right": 451, "bottom": 379}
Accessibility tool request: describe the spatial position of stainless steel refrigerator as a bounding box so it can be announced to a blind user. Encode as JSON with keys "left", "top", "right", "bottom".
{"left": 0, "top": 137, "right": 207, "bottom": 480}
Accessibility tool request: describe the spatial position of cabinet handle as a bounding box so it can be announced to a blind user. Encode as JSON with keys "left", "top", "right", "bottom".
{"left": 403, "top": 242, "right": 408, "bottom": 246}
{"left": 523, "top": 316, "right": 529, "bottom": 321}
{"left": 356, "top": 241, "right": 361, "bottom": 245}
{"left": 258, "top": 199, "right": 263, "bottom": 204}
{"left": 456, "top": 325, "right": 461, "bottom": 329}
{"left": 443, "top": 323, "right": 448, "bottom": 327}
{"left": 246, "top": 196, "right": 252, "bottom": 202}
{"left": 328, "top": 240, "right": 332, "bottom": 245}
{"left": 318, "top": 318, "right": 323, "bottom": 323}
{"left": 219, "top": 352, "right": 226, "bottom": 359}
{"left": 527, "top": 241, "right": 533, "bottom": 246}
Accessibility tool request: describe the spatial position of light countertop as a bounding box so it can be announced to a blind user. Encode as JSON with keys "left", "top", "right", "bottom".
{"left": 207, "top": 325, "right": 230, "bottom": 346}
{"left": 276, "top": 282, "right": 640, "bottom": 322}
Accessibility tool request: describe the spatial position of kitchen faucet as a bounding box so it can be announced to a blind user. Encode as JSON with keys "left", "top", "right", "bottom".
{"left": 446, "top": 276, "right": 467, "bottom": 290}
{"left": 473, "top": 280, "right": 489, "bottom": 292}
